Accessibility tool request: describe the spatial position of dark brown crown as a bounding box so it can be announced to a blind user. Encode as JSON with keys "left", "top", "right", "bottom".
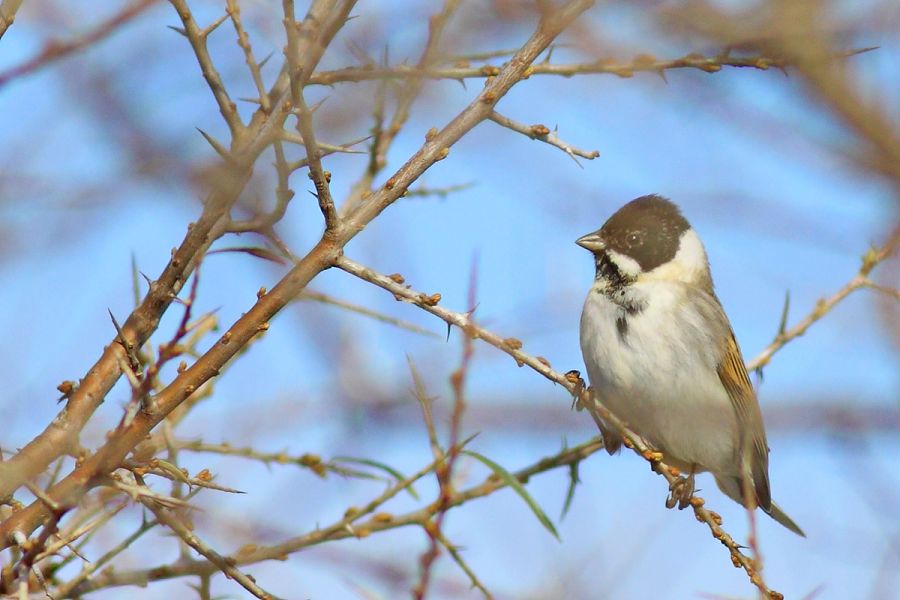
{"left": 599, "top": 195, "right": 690, "bottom": 272}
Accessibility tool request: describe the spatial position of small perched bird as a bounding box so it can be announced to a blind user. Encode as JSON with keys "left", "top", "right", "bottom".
{"left": 576, "top": 194, "right": 804, "bottom": 536}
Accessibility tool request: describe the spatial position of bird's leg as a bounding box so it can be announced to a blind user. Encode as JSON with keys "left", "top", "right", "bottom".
{"left": 565, "top": 370, "right": 587, "bottom": 411}
{"left": 566, "top": 370, "right": 623, "bottom": 455}
{"left": 666, "top": 465, "right": 697, "bottom": 510}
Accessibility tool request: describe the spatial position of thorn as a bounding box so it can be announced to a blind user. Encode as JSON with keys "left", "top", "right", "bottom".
{"left": 108, "top": 309, "right": 141, "bottom": 374}
{"left": 777, "top": 290, "right": 791, "bottom": 336}
{"left": 167, "top": 25, "right": 187, "bottom": 37}
{"left": 291, "top": 97, "right": 328, "bottom": 116}
{"left": 849, "top": 46, "right": 879, "bottom": 57}
{"left": 108, "top": 308, "right": 127, "bottom": 348}
{"left": 347, "top": 41, "right": 376, "bottom": 66}
{"left": 446, "top": 322, "right": 452, "bottom": 342}
{"left": 754, "top": 365, "right": 765, "bottom": 384}
{"left": 258, "top": 51, "right": 274, "bottom": 70}
{"left": 196, "top": 128, "right": 232, "bottom": 162}
{"left": 201, "top": 12, "right": 229, "bottom": 38}
{"left": 544, "top": 44, "right": 556, "bottom": 64}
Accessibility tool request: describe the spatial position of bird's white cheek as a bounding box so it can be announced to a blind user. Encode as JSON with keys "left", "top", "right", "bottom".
{"left": 644, "top": 229, "right": 709, "bottom": 284}
{"left": 606, "top": 249, "right": 641, "bottom": 278}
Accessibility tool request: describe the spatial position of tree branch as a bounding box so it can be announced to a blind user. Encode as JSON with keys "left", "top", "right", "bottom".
{"left": 749, "top": 231, "right": 899, "bottom": 372}
{"left": 0, "top": 0, "right": 355, "bottom": 507}
{"left": 0, "top": 0, "right": 159, "bottom": 87}
{"left": 306, "top": 49, "right": 873, "bottom": 86}
{"left": 489, "top": 110, "right": 599, "bottom": 165}
{"left": 334, "top": 254, "right": 782, "bottom": 598}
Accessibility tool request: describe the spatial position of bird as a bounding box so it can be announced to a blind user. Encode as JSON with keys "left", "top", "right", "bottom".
{"left": 576, "top": 194, "right": 804, "bottom": 536}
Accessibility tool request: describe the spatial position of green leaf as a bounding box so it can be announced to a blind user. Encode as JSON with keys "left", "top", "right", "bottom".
{"left": 560, "top": 461, "right": 580, "bottom": 520}
{"left": 463, "top": 450, "right": 560, "bottom": 541}
{"left": 333, "top": 456, "right": 420, "bottom": 500}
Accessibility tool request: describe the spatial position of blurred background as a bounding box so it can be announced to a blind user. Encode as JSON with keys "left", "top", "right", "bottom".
{"left": 0, "top": 0, "right": 898, "bottom": 598}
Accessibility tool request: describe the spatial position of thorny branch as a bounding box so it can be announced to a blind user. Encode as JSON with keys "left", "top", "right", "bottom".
{"left": 141, "top": 498, "right": 277, "bottom": 600}
{"left": 335, "top": 254, "right": 785, "bottom": 598}
{"left": 489, "top": 110, "right": 599, "bottom": 165}
{"left": 0, "top": 0, "right": 592, "bottom": 557}
{"left": 412, "top": 264, "right": 477, "bottom": 600}
{"left": 0, "top": 0, "right": 160, "bottom": 87}
{"left": 67, "top": 437, "right": 605, "bottom": 596}
{"left": 749, "top": 231, "right": 899, "bottom": 372}
{"left": 305, "top": 48, "right": 873, "bottom": 86}
{"left": 2, "top": 1, "right": 896, "bottom": 599}
{"left": 0, "top": 0, "right": 355, "bottom": 510}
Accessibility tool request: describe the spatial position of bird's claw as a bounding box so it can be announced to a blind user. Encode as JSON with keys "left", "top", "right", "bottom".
{"left": 565, "top": 370, "right": 588, "bottom": 411}
{"left": 666, "top": 473, "right": 695, "bottom": 510}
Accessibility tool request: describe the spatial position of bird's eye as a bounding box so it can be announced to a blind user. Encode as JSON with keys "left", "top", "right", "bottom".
{"left": 625, "top": 231, "right": 643, "bottom": 247}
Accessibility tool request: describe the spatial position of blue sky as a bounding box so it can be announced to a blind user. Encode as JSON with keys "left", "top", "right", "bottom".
{"left": 0, "top": 2, "right": 898, "bottom": 599}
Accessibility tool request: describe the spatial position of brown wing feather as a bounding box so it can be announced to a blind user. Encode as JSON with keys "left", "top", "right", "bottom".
{"left": 716, "top": 332, "right": 772, "bottom": 511}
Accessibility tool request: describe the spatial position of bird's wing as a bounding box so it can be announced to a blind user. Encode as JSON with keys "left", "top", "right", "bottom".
{"left": 715, "top": 329, "right": 772, "bottom": 511}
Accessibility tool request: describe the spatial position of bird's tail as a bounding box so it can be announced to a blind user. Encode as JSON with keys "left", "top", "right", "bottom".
{"left": 763, "top": 501, "right": 806, "bottom": 537}
{"left": 715, "top": 475, "right": 805, "bottom": 537}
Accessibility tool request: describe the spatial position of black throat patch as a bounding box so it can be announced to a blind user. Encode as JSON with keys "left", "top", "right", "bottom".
{"left": 594, "top": 251, "right": 645, "bottom": 342}
{"left": 594, "top": 252, "right": 631, "bottom": 290}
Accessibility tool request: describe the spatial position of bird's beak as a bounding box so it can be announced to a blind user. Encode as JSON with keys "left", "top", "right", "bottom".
{"left": 576, "top": 232, "right": 605, "bottom": 252}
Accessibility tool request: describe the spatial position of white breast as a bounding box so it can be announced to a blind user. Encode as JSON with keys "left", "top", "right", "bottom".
{"left": 579, "top": 280, "right": 740, "bottom": 476}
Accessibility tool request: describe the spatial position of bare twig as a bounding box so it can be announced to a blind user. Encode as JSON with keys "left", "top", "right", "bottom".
{"left": 749, "top": 232, "right": 899, "bottom": 372}
{"left": 307, "top": 49, "right": 873, "bottom": 86}
{"left": 0, "top": 0, "right": 355, "bottom": 508}
{"left": 281, "top": 1, "right": 339, "bottom": 232}
{"left": 68, "top": 437, "right": 600, "bottom": 595}
{"left": 0, "top": 0, "right": 159, "bottom": 87}
{"left": 169, "top": 0, "right": 242, "bottom": 135}
{"left": 435, "top": 530, "right": 494, "bottom": 599}
{"left": 298, "top": 290, "right": 441, "bottom": 338}
{"left": 412, "top": 264, "right": 476, "bottom": 600}
{"left": 293, "top": 94, "right": 339, "bottom": 231}
{"left": 227, "top": 0, "right": 269, "bottom": 112}
{"left": 409, "top": 360, "right": 444, "bottom": 463}
{"left": 33, "top": 501, "right": 128, "bottom": 564}
{"left": 173, "top": 439, "right": 382, "bottom": 480}
{"left": 0, "top": 1, "right": 588, "bottom": 550}
{"left": 278, "top": 131, "right": 369, "bottom": 157}
{"left": 51, "top": 511, "right": 160, "bottom": 598}
{"left": 405, "top": 182, "right": 474, "bottom": 199}
{"left": 142, "top": 500, "right": 277, "bottom": 599}
{"left": 489, "top": 110, "right": 599, "bottom": 165}
{"left": 341, "top": 0, "right": 462, "bottom": 218}
{"left": 334, "top": 254, "right": 782, "bottom": 598}
{"left": 374, "top": 0, "right": 461, "bottom": 172}
{"left": 343, "top": 0, "right": 595, "bottom": 232}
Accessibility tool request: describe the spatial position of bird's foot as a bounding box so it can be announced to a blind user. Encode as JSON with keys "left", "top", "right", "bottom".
{"left": 666, "top": 472, "right": 696, "bottom": 510}
{"left": 565, "top": 370, "right": 587, "bottom": 411}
